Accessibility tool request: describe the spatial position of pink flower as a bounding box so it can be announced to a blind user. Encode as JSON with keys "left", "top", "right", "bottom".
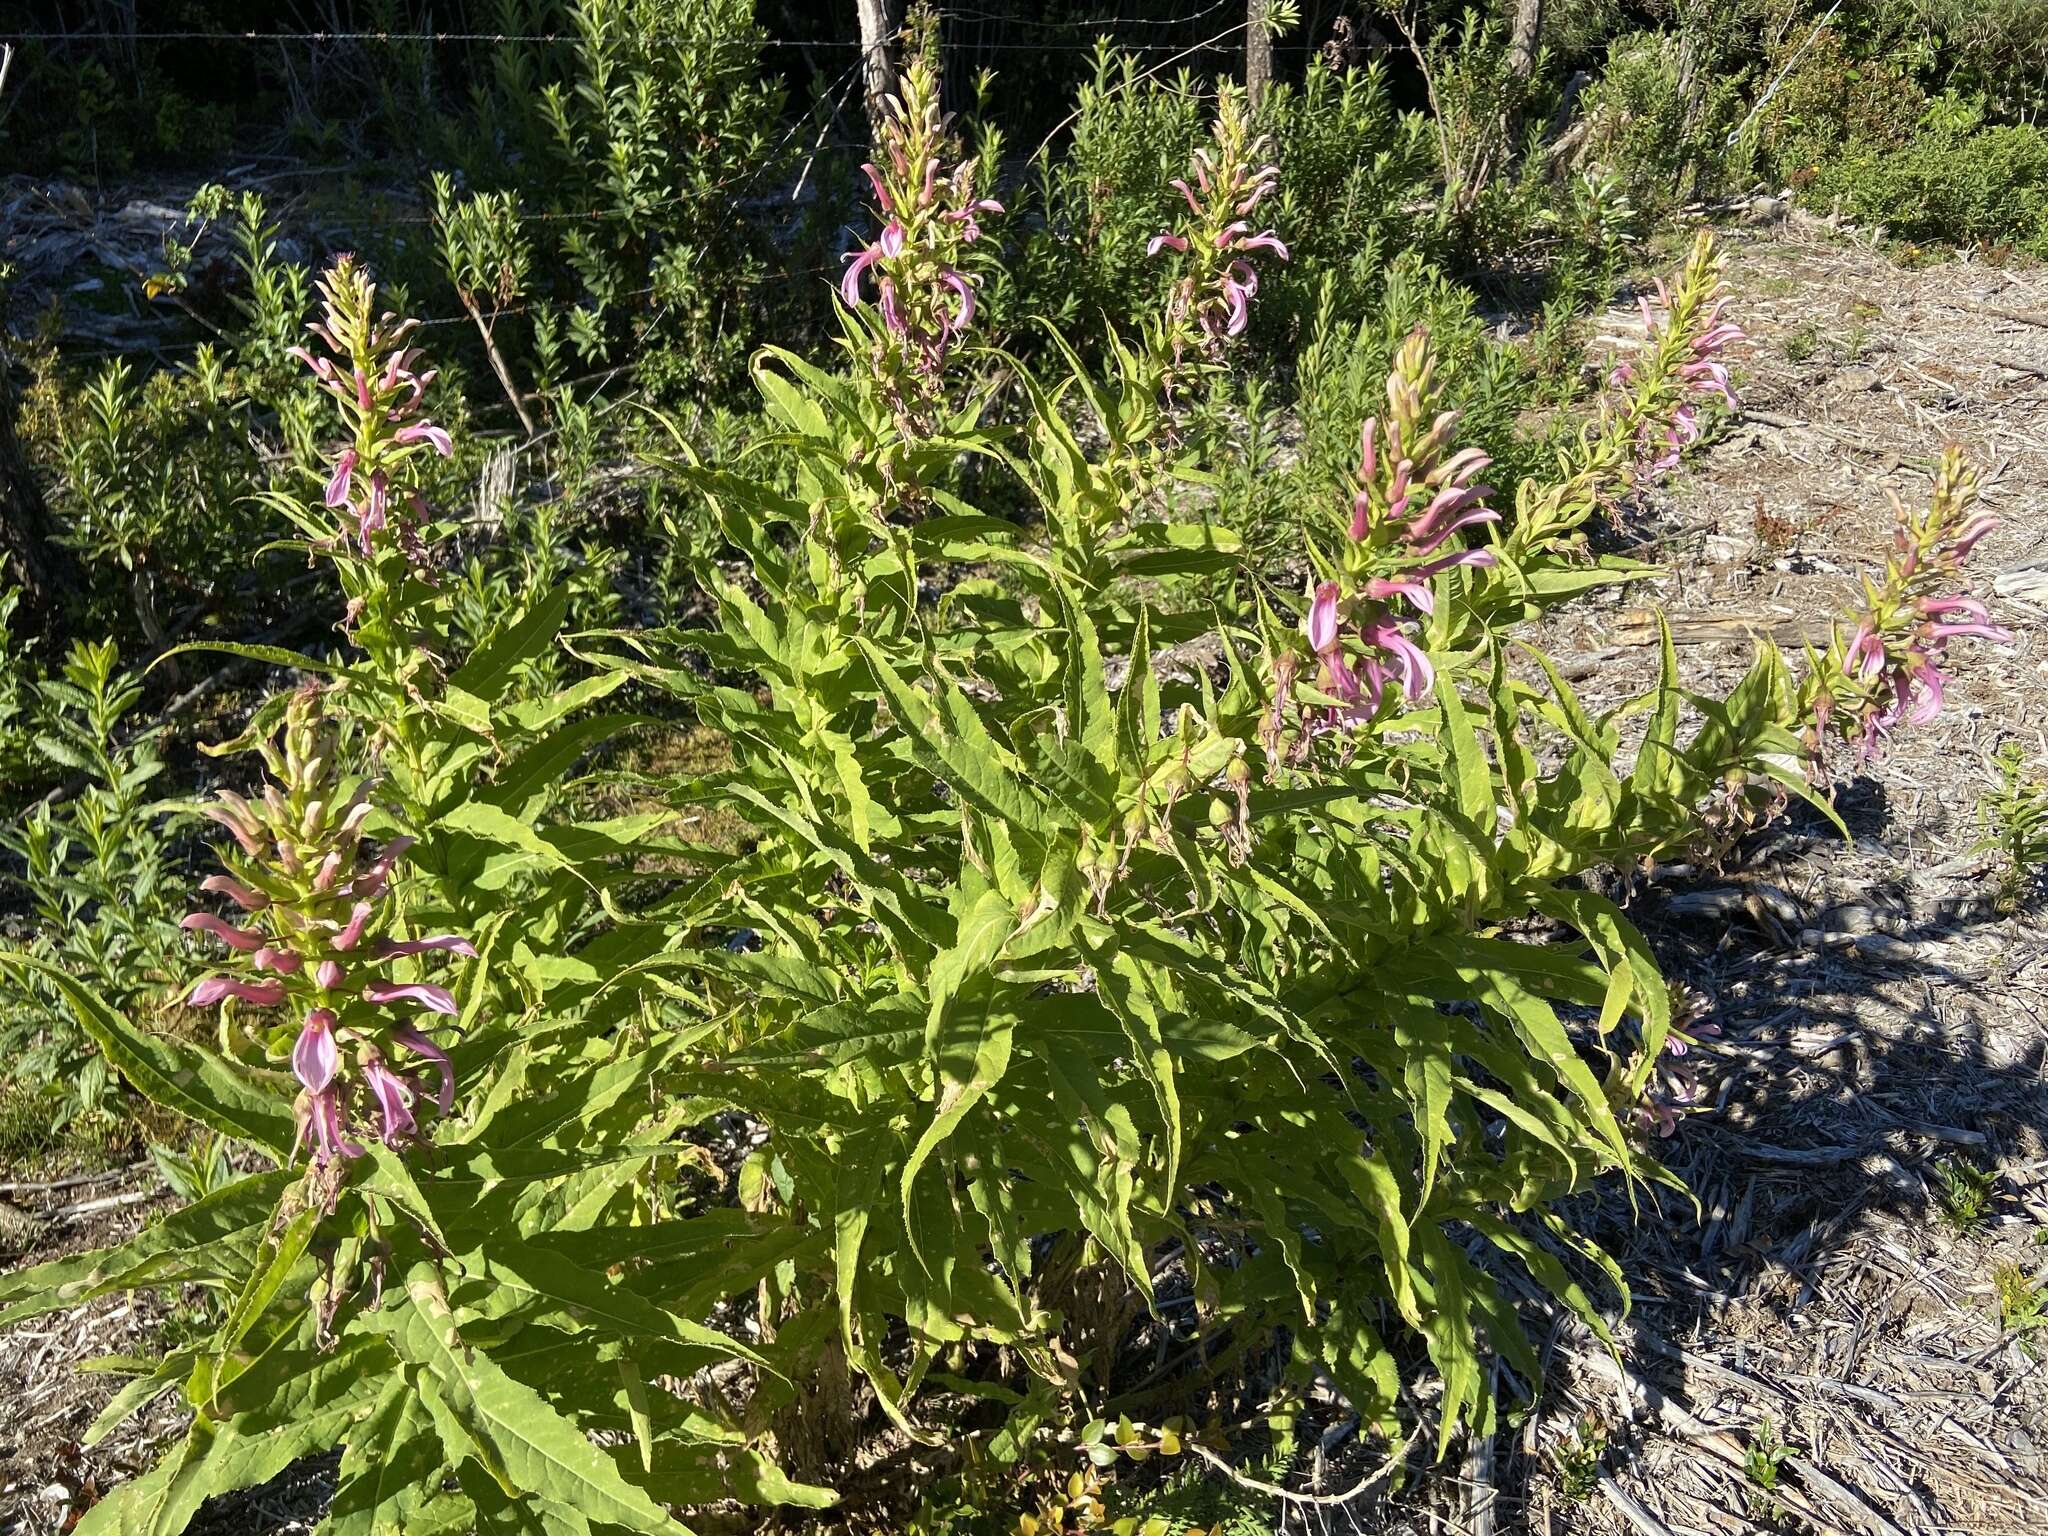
{"left": 1147, "top": 233, "right": 1190, "bottom": 257}
{"left": 374, "top": 935, "right": 478, "bottom": 960}
{"left": 199, "top": 874, "right": 269, "bottom": 911}
{"left": 394, "top": 423, "right": 452, "bottom": 457}
{"left": 293, "top": 1008, "right": 338, "bottom": 1093}
{"left": 1365, "top": 576, "right": 1435, "bottom": 614}
{"left": 939, "top": 271, "right": 976, "bottom": 332}
{"left": 393, "top": 1026, "right": 456, "bottom": 1116}
{"left": 330, "top": 900, "right": 375, "bottom": 953}
{"left": 860, "top": 162, "right": 893, "bottom": 212}
{"left": 182, "top": 912, "right": 265, "bottom": 952}
{"left": 840, "top": 245, "right": 879, "bottom": 307}
{"left": 363, "top": 1058, "right": 417, "bottom": 1146}
{"left": 295, "top": 1085, "right": 364, "bottom": 1165}
{"left": 188, "top": 976, "right": 287, "bottom": 1008}
{"left": 1359, "top": 614, "right": 1435, "bottom": 703}
{"left": 1306, "top": 581, "right": 1341, "bottom": 656}
{"left": 324, "top": 449, "right": 357, "bottom": 509}
{"left": 362, "top": 981, "right": 459, "bottom": 1016}
{"left": 315, "top": 959, "right": 347, "bottom": 991}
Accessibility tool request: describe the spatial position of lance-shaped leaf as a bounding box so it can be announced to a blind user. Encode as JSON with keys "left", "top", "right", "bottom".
{"left": 383, "top": 1263, "right": 690, "bottom": 1532}
{"left": 0, "top": 953, "right": 295, "bottom": 1154}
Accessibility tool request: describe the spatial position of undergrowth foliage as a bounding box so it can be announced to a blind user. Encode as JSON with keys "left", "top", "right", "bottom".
{"left": 0, "top": 64, "right": 2016, "bottom": 1536}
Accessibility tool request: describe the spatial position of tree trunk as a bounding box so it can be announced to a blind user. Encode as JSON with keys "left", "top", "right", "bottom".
{"left": 855, "top": 0, "right": 899, "bottom": 145}
{"left": 1246, "top": 0, "right": 1273, "bottom": 109}
{"left": 1508, "top": 0, "right": 1543, "bottom": 82}
{"left": 1500, "top": 0, "right": 1544, "bottom": 168}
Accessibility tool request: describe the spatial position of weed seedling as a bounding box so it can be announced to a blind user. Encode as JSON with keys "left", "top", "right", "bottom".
{"left": 1977, "top": 741, "right": 2048, "bottom": 913}
{"left": 1933, "top": 1157, "right": 1999, "bottom": 1232}
{"left": 1742, "top": 1417, "right": 1801, "bottom": 1524}
{"left": 1994, "top": 1261, "right": 2048, "bottom": 1356}
{"left": 1554, "top": 1413, "right": 1608, "bottom": 1502}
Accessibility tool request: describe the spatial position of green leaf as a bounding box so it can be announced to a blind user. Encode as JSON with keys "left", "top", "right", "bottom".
{"left": 384, "top": 1264, "right": 688, "bottom": 1533}
{"left": 0, "top": 1171, "right": 292, "bottom": 1322}
{"left": 324, "top": 1375, "right": 448, "bottom": 1535}
{"left": 463, "top": 1237, "right": 770, "bottom": 1372}
{"left": 451, "top": 585, "right": 571, "bottom": 708}
{"left": 0, "top": 952, "right": 293, "bottom": 1153}
{"left": 482, "top": 713, "right": 652, "bottom": 814}
{"left": 147, "top": 639, "right": 343, "bottom": 680}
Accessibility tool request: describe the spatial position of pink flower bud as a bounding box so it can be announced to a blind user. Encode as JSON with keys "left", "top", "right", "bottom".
{"left": 181, "top": 912, "right": 265, "bottom": 951}
{"left": 188, "top": 977, "right": 287, "bottom": 1008}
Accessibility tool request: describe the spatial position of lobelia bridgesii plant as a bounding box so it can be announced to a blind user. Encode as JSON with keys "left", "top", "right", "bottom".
{"left": 994, "top": 88, "right": 1289, "bottom": 604}
{"left": 0, "top": 81, "right": 2021, "bottom": 1536}
{"left": 1292, "top": 326, "right": 1500, "bottom": 729}
{"left": 1146, "top": 84, "right": 1289, "bottom": 375}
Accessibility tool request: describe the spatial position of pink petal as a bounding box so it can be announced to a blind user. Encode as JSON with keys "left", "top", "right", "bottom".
{"left": 363, "top": 981, "right": 459, "bottom": 1016}
{"left": 187, "top": 977, "right": 287, "bottom": 1008}
{"left": 394, "top": 423, "right": 452, "bottom": 457}
{"left": 364, "top": 1060, "right": 417, "bottom": 1146}
{"left": 253, "top": 946, "right": 302, "bottom": 975}
{"left": 374, "top": 935, "right": 478, "bottom": 960}
{"left": 839, "top": 246, "right": 877, "bottom": 307}
{"left": 940, "top": 271, "right": 975, "bottom": 331}
{"left": 181, "top": 912, "right": 265, "bottom": 952}
{"left": 1307, "top": 580, "right": 1342, "bottom": 655}
{"left": 199, "top": 874, "right": 269, "bottom": 911}
{"left": 859, "top": 162, "right": 893, "bottom": 212}
{"left": 330, "top": 900, "right": 376, "bottom": 953}
{"left": 324, "top": 450, "right": 357, "bottom": 509}
{"left": 392, "top": 1026, "right": 456, "bottom": 1116}
{"left": 293, "top": 1008, "right": 338, "bottom": 1093}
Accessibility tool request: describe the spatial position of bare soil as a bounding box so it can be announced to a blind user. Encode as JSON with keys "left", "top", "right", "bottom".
{"left": 6, "top": 217, "right": 2048, "bottom": 1535}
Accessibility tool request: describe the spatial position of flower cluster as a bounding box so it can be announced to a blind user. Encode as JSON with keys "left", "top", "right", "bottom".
{"left": 182, "top": 685, "right": 471, "bottom": 1167}
{"left": 1297, "top": 328, "right": 1498, "bottom": 726}
{"left": 1149, "top": 86, "right": 1288, "bottom": 360}
{"left": 1807, "top": 447, "right": 2008, "bottom": 760}
{"left": 840, "top": 13, "right": 1001, "bottom": 409}
{"left": 1607, "top": 233, "right": 1744, "bottom": 481}
{"left": 289, "top": 256, "right": 453, "bottom": 561}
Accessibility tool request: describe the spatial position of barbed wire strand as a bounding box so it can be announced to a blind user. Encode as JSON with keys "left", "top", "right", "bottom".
{"left": 1, "top": 28, "right": 1252, "bottom": 55}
